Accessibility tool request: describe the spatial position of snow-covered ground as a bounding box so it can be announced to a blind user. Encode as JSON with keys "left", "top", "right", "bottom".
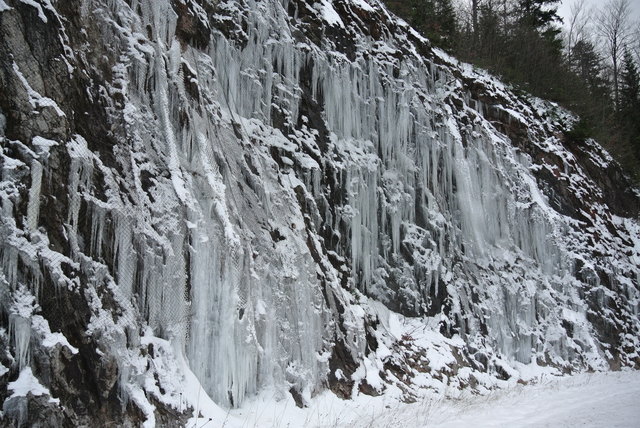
{"left": 429, "top": 370, "right": 640, "bottom": 428}
{"left": 189, "top": 370, "right": 640, "bottom": 427}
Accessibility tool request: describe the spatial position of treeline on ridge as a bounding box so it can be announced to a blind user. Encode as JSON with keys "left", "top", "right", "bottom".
{"left": 383, "top": 0, "right": 640, "bottom": 182}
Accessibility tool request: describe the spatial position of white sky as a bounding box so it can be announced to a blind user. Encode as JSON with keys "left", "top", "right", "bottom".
{"left": 557, "top": 0, "right": 640, "bottom": 26}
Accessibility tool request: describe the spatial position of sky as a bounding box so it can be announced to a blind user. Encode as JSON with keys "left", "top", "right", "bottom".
{"left": 557, "top": 0, "right": 640, "bottom": 27}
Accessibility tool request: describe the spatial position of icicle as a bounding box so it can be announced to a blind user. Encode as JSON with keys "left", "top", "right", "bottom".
{"left": 9, "top": 286, "right": 37, "bottom": 371}
{"left": 25, "top": 160, "right": 43, "bottom": 233}
{"left": 27, "top": 0, "right": 632, "bottom": 412}
{"left": 66, "top": 135, "right": 93, "bottom": 237}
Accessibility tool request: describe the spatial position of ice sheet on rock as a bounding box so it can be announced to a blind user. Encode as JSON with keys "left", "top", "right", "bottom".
{"left": 25, "top": 160, "right": 42, "bottom": 233}
{"left": 145, "top": 0, "right": 637, "bottom": 406}
{"left": 1, "top": 0, "right": 637, "bottom": 422}
{"left": 8, "top": 286, "right": 38, "bottom": 371}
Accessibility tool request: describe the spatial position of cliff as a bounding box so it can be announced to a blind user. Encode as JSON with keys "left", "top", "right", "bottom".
{"left": 0, "top": 0, "right": 638, "bottom": 426}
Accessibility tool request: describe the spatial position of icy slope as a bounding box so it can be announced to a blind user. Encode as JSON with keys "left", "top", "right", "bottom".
{"left": 0, "top": 0, "right": 638, "bottom": 426}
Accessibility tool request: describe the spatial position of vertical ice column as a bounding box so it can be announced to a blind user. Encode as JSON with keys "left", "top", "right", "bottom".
{"left": 9, "top": 314, "right": 31, "bottom": 371}
{"left": 26, "top": 160, "right": 43, "bottom": 233}
{"left": 186, "top": 221, "right": 257, "bottom": 407}
{"left": 8, "top": 286, "right": 37, "bottom": 371}
{"left": 136, "top": 232, "right": 189, "bottom": 348}
{"left": 153, "top": 43, "right": 189, "bottom": 204}
{"left": 66, "top": 135, "right": 94, "bottom": 255}
{"left": 345, "top": 162, "right": 380, "bottom": 292}
{"left": 113, "top": 216, "right": 135, "bottom": 298}
{"left": 184, "top": 129, "right": 257, "bottom": 408}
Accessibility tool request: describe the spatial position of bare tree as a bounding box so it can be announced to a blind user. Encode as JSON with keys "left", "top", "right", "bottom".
{"left": 597, "top": 0, "right": 632, "bottom": 110}
{"left": 632, "top": 20, "right": 640, "bottom": 66}
{"left": 565, "top": 0, "right": 592, "bottom": 61}
{"left": 473, "top": 0, "right": 479, "bottom": 37}
{"left": 452, "top": 0, "right": 481, "bottom": 38}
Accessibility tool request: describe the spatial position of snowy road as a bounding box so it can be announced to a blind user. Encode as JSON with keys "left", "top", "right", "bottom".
{"left": 428, "top": 370, "right": 640, "bottom": 428}
{"left": 219, "top": 370, "right": 640, "bottom": 428}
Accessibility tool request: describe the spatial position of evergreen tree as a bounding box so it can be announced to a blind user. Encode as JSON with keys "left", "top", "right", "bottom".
{"left": 505, "top": 0, "right": 564, "bottom": 98}
{"left": 515, "top": 0, "right": 563, "bottom": 59}
{"left": 620, "top": 50, "right": 640, "bottom": 114}
{"left": 619, "top": 50, "right": 640, "bottom": 157}
{"left": 381, "top": 0, "right": 638, "bottom": 181}
{"left": 409, "top": 0, "right": 458, "bottom": 51}
{"left": 561, "top": 39, "right": 610, "bottom": 139}
{"left": 518, "top": 0, "right": 563, "bottom": 30}
{"left": 570, "top": 40, "right": 609, "bottom": 97}
{"left": 477, "top": 1, "right": 504, "bottom": 63}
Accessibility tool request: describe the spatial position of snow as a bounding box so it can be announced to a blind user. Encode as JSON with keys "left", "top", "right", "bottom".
{"left": 31, "top": 315, "right": 79, "bottom": 355}
{"left": 16, "top": 0, "right": 47, "bottom": 22}
{"left": 12, "top": 62, "right": 65, "bottom": 116}
{"left": 1, "top": 0, "right": 638, "bottom": 424}
{"left": 0, "top": 1, "right": 11, "bottom": 12}
{"left": 211, "top": 371, "right": 640, "bottom": 428}
{"left": 430, "top": 371, "right": 640, "bottom": 428}
{"left": 32, "top": 136, "right": 58, "bottom": 158}
{"left": 317, "top": 0, "right": 345, "bottom": 28}
{"left": 350, "top": 0, "right": 375, "bottom": 12}
{"left": 127, "top": 385, "right": 156, "bottom": 428}
{"left": 8, "top": 367, "right": 59, "bottom": 404}
{"left": 181, "top": 359, "right": 232, "bottom": 428}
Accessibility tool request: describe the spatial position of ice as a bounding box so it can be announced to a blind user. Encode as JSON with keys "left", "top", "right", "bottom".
{"left": 8, "top": 286, "right": 38, "bottom": 371}
{"left": 25, "top": 160, "right": 42, "bottom": 233}
{"left": 0, "top": 0, "right": 637, "bottom": 422}
{"left": 111, "top": 0, "right": 636, "bottom": 409}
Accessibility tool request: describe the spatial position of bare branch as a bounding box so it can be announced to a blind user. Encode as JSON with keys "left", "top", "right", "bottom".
{"left": 565, "top": 0, "right": 593, "bottom": 59}
{"left": 597, "top": 0, "right": 633, "bottom": 108}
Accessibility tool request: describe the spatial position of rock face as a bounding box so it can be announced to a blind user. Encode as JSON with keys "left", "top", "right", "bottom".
{"left": 0, "top": 0, "right": 638, "bottom": 426}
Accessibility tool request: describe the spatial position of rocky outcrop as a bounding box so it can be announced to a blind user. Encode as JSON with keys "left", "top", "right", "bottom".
{"left": 0, "top": 0, "right": 638, "bottom": 426}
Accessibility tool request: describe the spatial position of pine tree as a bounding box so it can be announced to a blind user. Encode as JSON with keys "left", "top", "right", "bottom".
{"left": 477, "top": 1, "right": 503, "bottom": 62}
{"left": 409, "top": 0, "right": 458, "bottom": 51}
{"left": 504, "top": 0, "right": 564, "bottom": 97}
{"left": 620, "top": 50, "right": 640, "bottom": 114}
{"left": 570, "top": 40, "right": 607, "bottom": 95}
{"left": 619, "top": 50, "right": 640, "bottom": 157}
{"left": 518, "top": 0, "right": 563, "bottom": 30}
{"left": 516, "top": 0, "right": 563, "bottom": 58}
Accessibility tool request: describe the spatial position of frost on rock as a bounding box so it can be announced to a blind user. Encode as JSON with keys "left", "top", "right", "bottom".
{"left": 0, "top": 0, "right": 638, "bottom": 425}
